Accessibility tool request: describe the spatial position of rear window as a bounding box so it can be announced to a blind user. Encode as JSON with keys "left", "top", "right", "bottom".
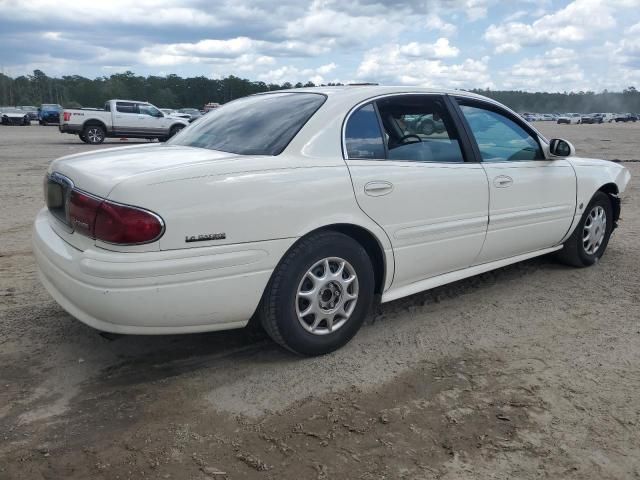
{"left": 169, "top": 93, "right": 326, "bottom": 156}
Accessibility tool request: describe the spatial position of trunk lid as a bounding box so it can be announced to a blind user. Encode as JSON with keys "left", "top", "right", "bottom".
{"left": 48, "top": 144, "right": 240, "bottom": 197}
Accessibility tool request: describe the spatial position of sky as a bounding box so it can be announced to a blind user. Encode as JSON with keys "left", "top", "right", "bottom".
{"left": 0, "top": 0, "right": 639, "bottom": 92}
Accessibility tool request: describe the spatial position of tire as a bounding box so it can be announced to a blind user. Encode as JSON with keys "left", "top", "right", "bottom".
{"left": 260, "top": 231, "right": 375, "bottom": 356}
{"left": 556, "top": 191, "right": 613, "bottom": 267}
{"left": 79, "top": 134, "right": 89, "bottom": 143}
{"left": 82, "top": 125, "right": 105, "bottom": 144}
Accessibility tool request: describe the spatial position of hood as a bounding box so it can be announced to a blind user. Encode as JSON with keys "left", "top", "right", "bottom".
{"left": 2, "top": 112, "right": 27, "bottom": 118}
{"left": 48, "top": 144, "right": 241, "bottom": 197}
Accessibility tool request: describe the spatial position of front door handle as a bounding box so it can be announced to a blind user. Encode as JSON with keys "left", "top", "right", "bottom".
{"left": 364, "top": 181, "right": 394, "bottom": 197}
{"left": 493, "top": 175, "right": 513, "bottom": 188}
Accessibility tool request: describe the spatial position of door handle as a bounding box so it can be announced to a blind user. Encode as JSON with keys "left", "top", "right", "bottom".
{"left": 493, "top": 175, "right": 513, "bottom": 188}
{"left": 364, "top": 181, "right": 394, "bottom": 197}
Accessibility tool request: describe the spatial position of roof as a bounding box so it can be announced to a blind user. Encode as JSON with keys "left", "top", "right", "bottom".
{"left": 276, "top": 84, "right": 487, "bottom": 99}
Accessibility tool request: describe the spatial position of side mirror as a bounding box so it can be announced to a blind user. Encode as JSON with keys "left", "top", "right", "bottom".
{"left": 549, "top": 138, "right": 575, "bottom": 157}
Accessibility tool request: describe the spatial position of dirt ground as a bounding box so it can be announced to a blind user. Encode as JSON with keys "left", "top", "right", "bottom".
{"left": 0, "top": 123, "right": 639, "bottom": 480}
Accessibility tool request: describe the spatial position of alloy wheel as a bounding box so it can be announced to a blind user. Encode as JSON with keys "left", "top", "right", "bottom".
{"left": 295, "top": 257, "right": 359, "bottom": 335}
{"left": 583, "top": 205, "right": 607, "bottom": 255}
{"left": 87, "top": 127, "right": 104, "bottom": 143}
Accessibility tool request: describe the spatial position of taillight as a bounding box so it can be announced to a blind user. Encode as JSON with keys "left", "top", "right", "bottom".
{"left": 67, "top": 189, "right": 163, "bottom": 245}
{"left": 95, "top": 201, "right": 164, "bottom": 245}
{"left": 69, "top": 190, "right": 101, "bottom": 237}
{"left": 63, "top": 111, "right": 71, "bottom": 122}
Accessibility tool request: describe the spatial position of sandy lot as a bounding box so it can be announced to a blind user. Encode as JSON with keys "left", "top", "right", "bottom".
{"left": 1, "top": 123, "right": 639, "bottom": 479}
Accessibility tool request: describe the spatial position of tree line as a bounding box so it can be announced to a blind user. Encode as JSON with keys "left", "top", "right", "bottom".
{"left": 1, "top": 69, "right": 639, "bottom": 113}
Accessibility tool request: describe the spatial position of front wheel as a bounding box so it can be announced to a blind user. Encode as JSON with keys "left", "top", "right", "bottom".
{"left": 260, "top": 231, "right": 374, "bottom": 356}
{"left": 557, "top": 192, "right": 613, "bottom": 267}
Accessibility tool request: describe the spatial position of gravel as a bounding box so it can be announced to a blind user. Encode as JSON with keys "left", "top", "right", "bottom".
{"left": 1, "top": 123, "right": 638, "bottom": 479}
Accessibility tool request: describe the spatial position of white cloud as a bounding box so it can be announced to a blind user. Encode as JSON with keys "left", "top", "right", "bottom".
{"left": 425, "top": 14, "right": 457, "bottom": 36}
{"left": 357, "top": 44, "right": 492, "bottom": 88}
{"left": 257, "top": 63, "right": 339, "bottom": 84}
{"left": 484, "top": 0, "right": 625, "bottom": 53}
{"left": 502, "top": 48, "right": 586, "bottom": 91}
{"left": 398, "top": 38, "right": 460, "bottom": 59}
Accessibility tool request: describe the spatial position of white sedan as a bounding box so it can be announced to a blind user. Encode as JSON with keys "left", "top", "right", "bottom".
{"left": 33, "top": 86, "right": 631, "bottom": 355}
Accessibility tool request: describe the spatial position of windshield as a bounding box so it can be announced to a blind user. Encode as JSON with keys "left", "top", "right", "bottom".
{"left": 169, "top": 92, "right": 326, "bottom": 156}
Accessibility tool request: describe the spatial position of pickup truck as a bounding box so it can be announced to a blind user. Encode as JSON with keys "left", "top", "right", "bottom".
{"left": 59, "top": 99, "right": 190, "bottom": 144}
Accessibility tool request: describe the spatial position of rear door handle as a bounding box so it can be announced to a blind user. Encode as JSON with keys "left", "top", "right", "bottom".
{"left": 364, "top": 181, "right": 394, "bottom": 196}
{"left": 493, "top": 175, "right": 513, "bottom": 188}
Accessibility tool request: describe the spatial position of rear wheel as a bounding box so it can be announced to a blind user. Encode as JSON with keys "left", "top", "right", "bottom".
{"left": 83, "top": 125, "right": 105, "bottom": 144}
{"left": 260, "top": 231, "right": 374, "bottom": 356}
{"left": 557, "top": 192, "right": 613, "bottom": 267}
{"left": 79, "top": 133, "right": 89, "bottom": 143}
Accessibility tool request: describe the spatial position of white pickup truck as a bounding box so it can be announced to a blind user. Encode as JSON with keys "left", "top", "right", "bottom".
{"left": 59, "top": 99, "right": 190, "bottom": 144}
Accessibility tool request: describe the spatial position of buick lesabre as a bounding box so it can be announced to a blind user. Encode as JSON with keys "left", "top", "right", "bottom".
{"left": 33, "top": 86, "right": 631, "bottom": 355}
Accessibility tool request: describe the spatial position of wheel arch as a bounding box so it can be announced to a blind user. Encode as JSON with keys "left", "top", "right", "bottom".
{"left": 270, "top": 223, "right": 389, "bottom": 297}
{"left": 320, "top": 223, "right": 387, "bottom": 295}
{"left": 82, "top": 118, "right": 107, "bottom": 132}
{"left": 598, "top": 182, "right": 621, "bottom": 226}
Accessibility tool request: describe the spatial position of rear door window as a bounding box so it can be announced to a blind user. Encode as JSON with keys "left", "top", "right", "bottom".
{"left": 374, "top": 95, "right": 465, "bottom": 163}
{"left": 116, "top": 102, "right": 137, "bottom": 114}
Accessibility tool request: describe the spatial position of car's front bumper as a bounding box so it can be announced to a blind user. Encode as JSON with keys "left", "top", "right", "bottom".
{"left": 2, "top": 116, "right": 27, "bottom": 125}
{"left": 33, "top": 209, "right": 291, "bottom": 334}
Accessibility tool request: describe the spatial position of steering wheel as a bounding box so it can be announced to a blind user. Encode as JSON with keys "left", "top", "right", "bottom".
{"left": 397, "top": 134, "right": 422, "bottom": 144}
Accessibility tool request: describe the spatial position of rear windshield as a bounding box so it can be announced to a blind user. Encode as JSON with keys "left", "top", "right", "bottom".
{"left": 169, "top": 92, "right": 326, "bottom": 155}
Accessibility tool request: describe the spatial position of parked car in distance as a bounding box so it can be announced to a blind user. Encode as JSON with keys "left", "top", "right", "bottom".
{"left": 557, "top": 113, "right": 581, "bottom": 124}
{"left": 1, "top": 107, "right": 31, "bottom": 125}
{"left": 59, "top": 99, "right": 190, "bottom": 144}
{"left": 18, "top": 106, "right": 39, "bottom": 121}
{"left": 34, "top": 86, "right": 631, "bottom": 355}
{"left": 204, "top": 102, "right": 221, "bottom": 112}
{"left": 160, "top": 108, "right": 191, "bottom": 120}
{"left": 39, "top": 104, "right": 62, "bottom": 125}
{"left": 614, "top": 113, "right": 638, "bottom": 123}
{"left": 177, "top": 108, "right": 202, "bottom": 122}
{"left": 580, "top": 113, "right": 602, "bottom": 124}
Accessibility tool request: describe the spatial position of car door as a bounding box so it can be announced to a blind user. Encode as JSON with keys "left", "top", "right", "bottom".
{"left": 113, "top": 101, "right": 144, "bottom": 135}
{"left": 453, "top": 98, "right": 577, "bottom": 263}
{"left": 344, "top": 94, "right": 489, "bottom": 289}
{"left": 138, "top": 103, "right": 170, "bottom": 135}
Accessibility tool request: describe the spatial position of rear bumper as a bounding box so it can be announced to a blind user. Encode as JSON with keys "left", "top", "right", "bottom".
{"left": 33, "top": 209, "right": 292, "bottom": 334}
{"left": 59, "top": 124, "right": 82, "bottom": 134}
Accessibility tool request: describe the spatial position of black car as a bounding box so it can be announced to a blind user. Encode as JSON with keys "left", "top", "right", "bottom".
{"left": 614, "top": 113, "right": 638, "bottom": 123}
{"left": 18, "top": 106, "right": 39, "bottom": 121}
